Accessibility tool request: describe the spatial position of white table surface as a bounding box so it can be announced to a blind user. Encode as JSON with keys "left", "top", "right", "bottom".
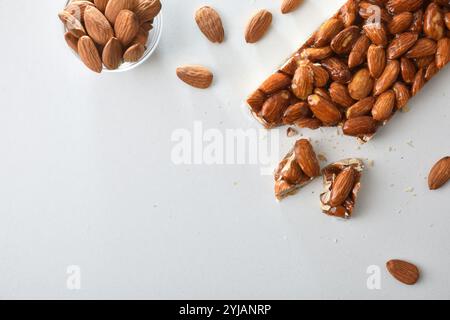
{"left": 0, "top": 0, "right": 449, "bottom": 299}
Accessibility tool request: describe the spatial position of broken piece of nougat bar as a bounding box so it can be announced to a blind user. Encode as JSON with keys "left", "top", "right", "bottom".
{"left": 320, "top": 158, "right": 364, "bottom": 218}
{"left": 274, "top": 139, "right": 321, "bottom": 200}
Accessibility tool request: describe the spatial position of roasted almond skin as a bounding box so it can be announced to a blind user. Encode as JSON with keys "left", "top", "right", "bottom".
{"left": 247, "top": 90, "right": 265, "bottom": 113}
{"left": 423, "top": 2, "right": 445, "bottom": 41}
{"left": 387, "top": 32, "right": 418, "bottom": 60}
{"left": 195, "top": 6, "right": 225, "bottom": 43}
{"left": 348, "top": 35, "right": 371, "bottom": 68}
{"left": 292, "top": 62, "right": 314, "bottom": 100}
{"left": 363, "top": 23, "right": 388, "bottom": 47}
{"left": 329, "top": 167, "right": 356, "bottom": 207}
{"left": 348, "top": 68, "right": 374, "bottom": 100}
{"left": 261, "top": 90, "right": 291, "bottom": 123}
{"left": 176, "top": 65, "right": 214, "bottom": 89}
{"left": 367, "top": 45, "right": 386, "bottom": 79}
{"left": 386, "top": 259, "right": 420, "bottom": 285}
{"left": 406, "top": 38, "right": 437, "bottom": 58}
{"left": 301, "top": 47, "right": 333, "bottom": 61}
{"left": 392, "top": 82, "right": 410, "bottom": 109}
{"left": 428, "top": 156, "right": 450, "bottom": 190}
{"left": 245, "top": 9, "right": 272, "bottom": 43}
{"left": 294, "top": 139, "right": 321, "bottom": 178}
{"left": 411, "top": 68, "right": 425, "bottom": 96}
{"left": 259, "top": 73, "right": 292, "bottom": 95}
{"left": 331, "top": 26, "right": 360, "bottom": 55}
{"left": 436, "top": 37, "right": 450, "bottom": 69}
{"left": 315, "top": 18, "right": 344, "bottom": 47}
{"left": 329, "top": 82, "right": 355, "bottom": 108}
{"left": 307, "top": 94, "right": 342, "bottom": 125}
{"left": 400, "top": 57, "right": 416, "bottom": 83}
{"left": 387, "top": 0, "right": 424, "bottom": 14}
{"left": 343, "top": 116, "right": 378, "bottom": 136}
{"left": 346, "top": 97, "right": 375, "bottom": 118}
{"left": 282, "top": 102, "right": 311, "bottom": 124}
{"left": 373, "top": 60, "right": 400, "bottom": 96}
{"left": 389, "top": 12, "right": 414, "bottom": 34}
{"left": 372, "top": 90, "right": 395, "bottom": 121}
{"left": 322, "top": 57, "right": 352, "bottom": 84}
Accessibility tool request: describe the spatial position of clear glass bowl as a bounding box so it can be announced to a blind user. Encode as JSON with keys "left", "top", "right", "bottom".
{"left": 63, "top": 1, "right": 162, "bottom": 73}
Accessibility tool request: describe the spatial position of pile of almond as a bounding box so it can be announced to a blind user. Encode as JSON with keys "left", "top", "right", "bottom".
{"left": 59, "top": 0, "right": 162, "bottom": 73}
{"left": 247, "top": 0, "right": 450, "bottom": 142}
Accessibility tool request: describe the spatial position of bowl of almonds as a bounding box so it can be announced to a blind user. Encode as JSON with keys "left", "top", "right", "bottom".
{"left": 59, "top": 0, "right": 162, "bottom": 73}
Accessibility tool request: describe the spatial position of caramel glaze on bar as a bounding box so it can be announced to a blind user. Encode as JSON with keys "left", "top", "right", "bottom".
{"left": 246, "top": 0, "right": 450, "bottom": 142}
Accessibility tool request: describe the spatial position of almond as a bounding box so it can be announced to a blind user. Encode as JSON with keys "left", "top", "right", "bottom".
{"left": 295, "top": 118, "right": 322, "bottom": 130}
{"left": 425, "top": 61, "right": 439, "bottom": 80}
{"left": 411, "top": 68, "right": 425, "bottom": 96}
{"left": 392, "top": 82, "right": 410, "bottom": 109}
{"left": 343, "top": 116, "right": 378, "bottom": 136}
{"left": 348, "top": 68, "right": 374, "bottom": 100}
{"left": 115, "top": 10, "right": 139, "bottom": 46}
{"left": 195, "top": 6, "right": 225, "bottom": 43}
{"left": 64, "top": 31, "right": 79, "bottom": 53}
{"left": 424, "top": 2, "right": 445, "bottom": 41}
{"left": 311, "top": 64, "right": 330, "bottom": 87}
{"left": 446, "top": 12, "right": 450, "bottom": 30}
{"left": 314, "top": 87, "right": 332, "bottom": 101}
{"left": 346, "top": 97, "right": 375, "bottom": 118}
{"left": 259, "top": 73, "right": 292, "bottom": 95}
{"left": 292, "top": 61, "right": 314, "bottom": 100}
{"left": 105, "top": 0, "right": 137, "bottom": 24}
{"left": 359, "top": 2, "right": 391, "bottom": 23}
{"left": 281, "top": 0, "right": 302, "bottom": 14}
{"left": 132, "top": 27, "right": 149, "bottom": 46}
{"left": 282, "top": 102, "right": 311, "bottom": 124}
{"left": 329, "top": 82, "right": 355, "bottom": 108}
{"left": 84, "top": 6, "right": 114, "bottom": 45}
{"left": 339, "top": 0, "right": 358, "bottom": 27}
{"left": 280, "top": 158, "right": 304, "bottom": 185}
{"left": 300, "top": 46, "right": 333, "bottom": 61}
{"left": 321, "top": 57, "right": 352, "bottom": 84}
{"left": 102, "top": 37, "right": 123, "bottom": 70}
{"left": 414, "top": 55, "right": 434, "bottom": 68}
{"left": 59, "top": 11, "right": 86, "bottom": 38}
{"left": 373, "top": 59, "right": 400, "bottom": 96}
{"left": 294, "top": 139, "right": 320, "bottom": 178}
{"left": 261, "top": 91, "right": 291, "bottom": 123}
{"left": 134, "top": 0, "right": 161, "bottom": 23}
{"left": 428, "top": 156, "right": 450, "bottom": 190}
{"left": 387, "top": 32, "right": 418, "bottom": 59}
{"left": 409, "top": 9, "right": 424, "bottom": 33}
{"left": 77, "top": 35, "right": 102, "bottom": 73}
{"left": 388, "top": 12, "right": 413, "bottom": 34}
{"left": 386, "top": 259, "right": 420, "bottom": 285}
{"left": 386, "top": 0, "right": 423, "bottom": 14}
{"left": 400, "top": 57, "right": 416, "bottom": 83}
{"left": 436, "top": 37, "right": 450, "bottom": 69}
{"left": 367, "top": 44, "right": 386, "bottom": 79}
{"left": 363, "top": 23, "right": 388, "bottom": 46}
{"left": 245, "top": 9, "right": 272, "bottom": 43}
{"left": 94, "top": 0, "right": 109, "bottom": 12}
{"left": 406, "top": 38, "right": 437, "bottom": 58}
{"left": 176, "top": 65, "right": 214, "bottom": 89}
{"left": 315, "top": 18, "right": 344, "bottom": 47}
{"left": 307, "top": 94, "right": 342, "bottom": 125}
{"left": 372, "top": 90, "right": 395, "bottom": 121}
{"left": 331, "top": 26, "right": 360, "bottom": 55}
{"left": 247, "top": 90, "right": 265, "bottom": 113}
{"left": 348, "top": 35, "right": 371, "bottom": 68}
{"left": 65, "top": 1, "right": 95, "bottom": 22}
{"left": 329, "top": 167, "right": 356, "bottom": 207}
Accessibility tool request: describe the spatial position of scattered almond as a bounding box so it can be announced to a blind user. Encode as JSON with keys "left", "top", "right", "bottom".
{"left": 428, "top": 156, "right": 450, "bottom": 190}
{"left": 195, "top": 6, "right": 225, "bottom": 44}
{"left": 245, "top": 9, "right": 272, "bottom": 43}
{"left": 386, "top": 259, "right": 420, "bottom": 285}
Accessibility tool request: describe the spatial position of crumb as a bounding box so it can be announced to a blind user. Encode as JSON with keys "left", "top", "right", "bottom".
{"left": 368, "top": 160, "right": 375, "bottom": 167}
{"left": 286, "top": 127, "right": 298, "bottom": 137}
{"left": 406, "top": 140, "right": 414, "bottom": 148}
{"left": 404, "top": 187, "right": 414, "bottom": 193}
{"left": 318, "top": 154, "right": 328, "bottom": 162}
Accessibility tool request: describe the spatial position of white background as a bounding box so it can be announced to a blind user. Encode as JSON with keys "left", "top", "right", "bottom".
{"left": 0, "top": 0, "right": 449, "bottom": 299}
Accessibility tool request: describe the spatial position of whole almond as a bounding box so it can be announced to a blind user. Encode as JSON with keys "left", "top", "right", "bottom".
{"left": 64, "top": 31, "right": 79, "bottom": 53}
{"left": 315, "top": 18, "right": 344, "bottom": 47}
{"left": 329, "top": 82, "right": 355, "bottom": 108}
{"left": 123, "top": 43, "right": 145, "bottom": 62}
{"left": 280, "top": 159, "right": 304, "bottom": 185}
{"left": 411, "top": 68, "right": 425, "bottom": 96}
{"left": 294, "top": 139, "right": 320, "bottom": 178}
{"left": 321, "top": 57, "right": 352, "bottom": 84}
{"left": 245, "top": 9, "right": 272, "bottom": 43}
{"left": 424, "top": 2, "right": 445, "bottom": 41}
{"left": 84, "top": 6, "right": 114, "bottom": 45}
{"left": 307, "top": 94, "right": 342, "bottom": 125}
{"left": 346, "top": 97, "right": 375, "bottom": 119}
{"left": 300, "top": 46, "right": 333, "bottom": 61}
{"left": 261, "top": 90, "right": 291, "bottom": 123}
{"left": 367, "top": 45, "right": 386, "bottom": 79}
{"left": 386, "top": 0, "right": 424, "bottom": 14}
{"left": 409, "top": 9, "right": 424, "bottom": 33}
{"left": 406, "top": 38, "right": 437, "bottom": 58}
{"left": 389, "top": 12, "right": 413, "bottom": 34}
{"left": 259, "top": 73, "right": 292, "bottom": 94}
{"left": 387, "top": 32, "right": 418, "bottom": 59}
{"left": 343, "top": 116, "right": 378, "bottom": 136}
{"left": 295, "top": 118, "right": 322, "bottom": 130}
{"left": 363, "top": 23, "right": 388, "bottom": 46}
{"left": 176, "top": 65, "right": 214, "bottom": 89}
{"left": 348, "top": 68, "right": 374, "bottom": 100}
{"left": 329, "top": 167, "right": 356, "bottom": 207}
{"left": 339, "top": 0, "right": 358, "bottom": 27}
{"left": 436, "top": 37, "right": 450, "bottom": 69}
{"left": 195, "top": 6, "right": 225, "bottom": 43}
{"left": 311, "top": 64, "right": 330, "bottom": 87}
{"left": 59, "top": 11, "right": 86, "bottom": 38}
{"left": 386, "top": 259, "right": 420, "bottom": 285}
{"left": 77, "top": 36, "right": 102, "bottom": 73}
{"left": 292, "top": 61, "right": 314, "bottom": 100}
{"left": 114, "top": 10, "right": 139, "bottom": 46}
{"left": 282, "top": 102, "right": 311, "bottom": 124}
{"left": 134, "top": 0, "right": 161, "bottom": 23}
{"left": 348, "top": 35, "right": 371, "bottom": 69}
{"left": 400, "top": 57, "right": 416, "bottom": 83}
{"left": 94, "top": 0, "right": 109, "bottom": 12}
{"left": 102, "top": 37, "right": 123, "bottom": 70}
{"left": 373, "top": 59, "right": 400, "bottom": 96}
{"left": 105, "top": 0, "right": 136, "bottom": 24}
{"left": 331, "top": 26, "right": 360, "bottom": 55}
{"left": 415, "top": 55, "right": 435, "bottom": 68}
{"left": 132, "top": 27, "right": 149, "bottom": 46}
{"left": 428, "top": 156, "right": 450, "bottom": 190}
{"left": 247, "top": 90, "right": 265, "bottom": 113}
{"left": 314, "top": 88, "right": 332, "bottom": 101}
{"left": 281, "top": 0, "right": 302, "bottom": 14}
{"left": 392, "top": 82, "right": 410, "bottom": 109}
{"left": 359, "top": 2, "right": 391, "bottom": 22}
{"left": 372, "top": 90, "right": 395, "bottom": 121}
{"left": 425, "top": 61, "right": 439, "bottom": 80}
{"left": 65, "top": 1, "right": 95, "bottom": 22}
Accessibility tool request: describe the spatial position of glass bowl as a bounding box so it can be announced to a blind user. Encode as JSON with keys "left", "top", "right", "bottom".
{"left": 63, "top": 1, "right": 163, "bottom": 73}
